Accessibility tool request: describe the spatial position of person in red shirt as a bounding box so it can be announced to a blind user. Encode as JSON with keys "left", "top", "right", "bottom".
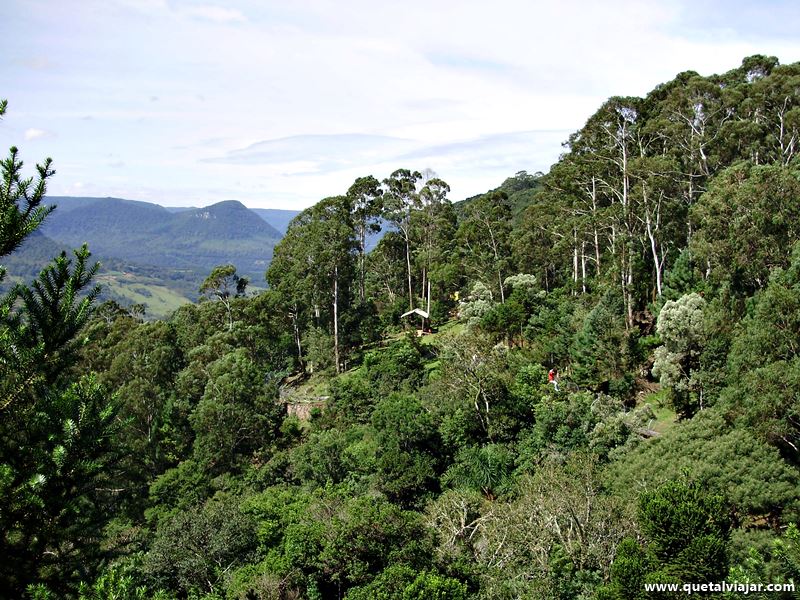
{"left": 548, "top": 368, "right": 559, "bottom": 392}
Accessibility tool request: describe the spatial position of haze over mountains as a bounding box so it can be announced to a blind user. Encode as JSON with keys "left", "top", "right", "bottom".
{"left": 2, "top": 196, "right": 300, "bottom": 317}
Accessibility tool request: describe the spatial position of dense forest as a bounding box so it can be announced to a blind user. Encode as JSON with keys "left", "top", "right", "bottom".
{"left": 3, "top": 55, "right": 800, "bottom": 599}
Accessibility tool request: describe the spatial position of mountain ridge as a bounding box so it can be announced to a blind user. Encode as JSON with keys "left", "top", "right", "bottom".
{"left": 39, "top": 196, "right": 297, "bottom": 280}
{"left": 0, "top": 196, "right": 301, "bottom": 317}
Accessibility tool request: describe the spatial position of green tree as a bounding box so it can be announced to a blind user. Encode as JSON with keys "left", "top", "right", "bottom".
{"left": 533, "top": 155, "right": 607, "bottom": 295}
{"left": 267, "top": 196, "right": 357, "bottom": 373}
{"left": 691, "top": 162, "right": 800, "bottom": 294}
{"left": 366, "top": 231, "right": 408, "bottom": 320}
{"left": 95, "top": 321, "right": 187, "bottom": 515}
{"left": 371, "top": 393, "right": 441, "bottom": 507}
{"left": 402, "top": 571, "right": 468, "bottom": 600}
{"left": 639, "top": 481, "right": 731, "bottom": 580}
{"left": 436, "top": 330, "right": 511, "bottom": 442}
{"left": 652, "top": 292, "right": 707, "bottom": 416}
{"left": 1, "top": 378, "right": 121, "bottom": 597}
{"left": 190, "top": 349, "right": 283, "bottom": 473}
{"left": 199, "top": 264, "right": 248, "bottom": 331}
{"left": 457, "top": 191, "right": 512, "bottom": 303}
{"left": 0, "top": 100, "right": 114, "bottom": 596}
{"left": 289, "top": 425, "right": 373, "bottom": 487}
{"left": 317, "top": 496, "right": 432, "bottom": 593}
{"left": 0, "top": 100, "right": 54, "bottom": 263}
{"left": 413, "top": 177, "right": 457, "bottom": 315}
{"left": 571, "top": 290, "right": 629, "bottom": 388}
{"left": 601, "top": 480, "right": 731, "bottom": 599}
{"left": 28, "top": 563, "right": 176, "bottom": 600}
{"left": 144, "top": 494, "right": 257, "bottom": 597}
{"left": 442, "top": 444, "right": 513, "bottom": 500}
{"left": 722, "top": 246, "right": 800, "bottom": 461}
{"left": 565, "top": 95, "right": 644, "bottom": 327}
{"left": 383, "top": 168, "right": 423, "bottom": 310}
{"left": 479, "top": 273, "right": 540, "bottom": 346}
{"left": 347, "top": 175, "right": 383, "bottom": 302}
{"left": 605, "top": 410, "right": 800, "bottom": 524}
{"left": 747, "top": 62, "right": 800, "bottom": 166}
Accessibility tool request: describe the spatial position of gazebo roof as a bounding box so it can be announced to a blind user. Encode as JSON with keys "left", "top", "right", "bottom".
{"left": 400, "top": 308, "right": 429, "bottom": 319}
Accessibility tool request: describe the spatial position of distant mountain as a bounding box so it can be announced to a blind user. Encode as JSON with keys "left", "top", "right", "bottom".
{"left": 47, "top": 196, "right": 114, "bottom": 214}
{"left": 250, "top": 208, "right": 301, "bottom": 234}
{"left": 41, "top": 196, "right": 283, "bottom": 281}
{"left": 172, "top": 200, "right": 282, "bottom": 240}
{"left": 48, "top": 196, "right": 298, "bottom": 226}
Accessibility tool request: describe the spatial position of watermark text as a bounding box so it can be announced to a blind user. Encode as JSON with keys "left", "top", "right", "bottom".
{"left": 644, "top": 581, "right": 795, "bottom": 594}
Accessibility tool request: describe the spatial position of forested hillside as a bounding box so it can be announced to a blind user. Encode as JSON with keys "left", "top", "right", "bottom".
{"left": 4, "top": 55, "right": 800, "bottom": 599}
{"left": 39, "top": 197, "right": 283, "bottom": 281}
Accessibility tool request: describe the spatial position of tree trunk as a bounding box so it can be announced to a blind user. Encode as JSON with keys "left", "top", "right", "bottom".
{"left": 404, "top": 231, "right": 413, "bottom": 310}
{"left": 594, "top": 227, "right": 601, "bottom": 276}
{"left": 592, "top": 177, "right": 601, "bottom": 275}
{"left": 581, "top": 241, "right": 587, "bottom": 294}
{"left": 291, "top": 307, "right": 303, "bottom": 370}
{"left": 426, "top": 279, "right": 431, "bottom": 319}
{"left": 643, "top": 185, "right": 664, "bottom": 298}
{"left": 421, "top": 267, "right": 427, "bottom": 312}
{"left": 646, "top": 211, "right": 663, "bottom": 298}
{"left": 224, "top": 298, "right": 233, "bottom": 332}
{"left": 626, "top": 254, "right": 634, "bottom": 329}
{"left": 359, "top": 223, "right": 366, "bottom": 302}
{"left": 486, "top": 222, "right": 505, "bottom": 303}
{"left": 572, "top": 227, "right": 579, "bottom": 296}
{"left": 333, "top": 265, "right": 340, "bottom": 374}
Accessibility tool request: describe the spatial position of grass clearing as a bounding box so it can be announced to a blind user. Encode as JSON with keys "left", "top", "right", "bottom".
{"left": 97, "top": 271, "right": 192, "bottom": 318}
{"left": 637, "top": 387, "right": 677, "bottom": 435}
{"left": 419, "top": 319, "right": 464, "bottom": 345}
{"left": 282, "top": 374, "right": 331, "bottom": 401}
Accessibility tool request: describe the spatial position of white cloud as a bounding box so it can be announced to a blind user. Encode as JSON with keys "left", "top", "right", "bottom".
{"left": 206, "top": 134, "right": 415, "bottom": 167}
{"left": 24, "top": 128, "right": 51, "bottom": 141}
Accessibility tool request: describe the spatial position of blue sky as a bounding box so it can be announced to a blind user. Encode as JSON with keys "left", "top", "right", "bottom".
{"left": 2, "top": 0, "right": 800, "bottom": 209}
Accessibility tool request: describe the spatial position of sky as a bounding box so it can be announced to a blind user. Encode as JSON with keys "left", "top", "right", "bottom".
{"left": 2, "top": 0, "right": 800, "bottom": 210}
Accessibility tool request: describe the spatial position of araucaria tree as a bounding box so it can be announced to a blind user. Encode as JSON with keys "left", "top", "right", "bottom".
{"left": 0, "top": 99, "right": 116, "bottom": 597}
